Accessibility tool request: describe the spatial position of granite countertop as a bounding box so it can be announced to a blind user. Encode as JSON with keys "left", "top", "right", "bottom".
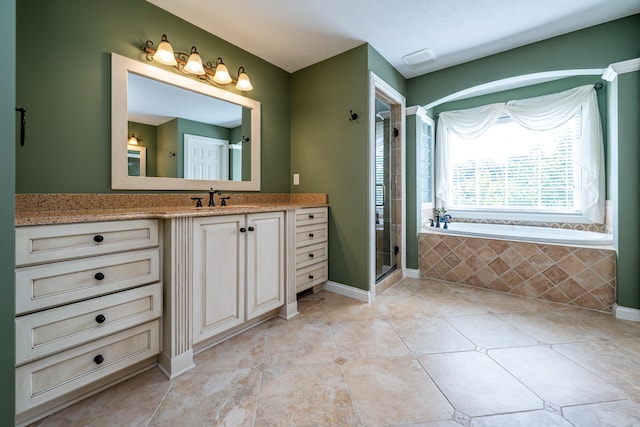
{"left": 15, "top": 193, "right": 328, "bottom": 226}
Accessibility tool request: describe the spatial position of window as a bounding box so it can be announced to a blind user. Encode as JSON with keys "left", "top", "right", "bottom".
{"left": 435, "top": 84, "right": 604, "bottom": 223}
{"left": 448, "top": 111, "right": 581, "bottom": 213}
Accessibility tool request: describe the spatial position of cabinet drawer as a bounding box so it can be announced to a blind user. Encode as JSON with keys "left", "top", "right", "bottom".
{"left": 295, "top": 223, "right": 328, "bottom": 248}
{"left": 295, "top": 242, "right": 328, "bottom": 269}
{"left": 16, "top": 219, "right": 159, "bottom": 266}
{"left": 16, "top": 248, "right": 160, "bottom": 315}
{"left": 296, "top": 262, "right": 328, "bottom": 292}
{"left": 295, "top": 207, "right": 328, "bottom": 227}
{"left": 16, "top": 283, "right": 162, "bottom": 365}
{"left": 16, "top": 320, "right": 160, "bottom": 414}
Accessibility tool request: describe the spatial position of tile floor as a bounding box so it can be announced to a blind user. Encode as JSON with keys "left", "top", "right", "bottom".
{"left": 30, "top": 278, "right": 640, "bottom": 426}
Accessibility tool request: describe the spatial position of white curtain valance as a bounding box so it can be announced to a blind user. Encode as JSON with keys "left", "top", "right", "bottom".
{"left": 435, "top": 84, "right": 605, "bottom": 223}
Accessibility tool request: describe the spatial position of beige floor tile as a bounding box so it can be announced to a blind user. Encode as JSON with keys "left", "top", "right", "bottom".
{"left": 419, "top": 351, "right": 543, "bottom": 416}
{"left": 374, "top": 295, "right": 442, "bottom": 319}
{"left": 489, "top": 346, "right": 627, "bottom": 406}
{"left": 562, "top": 400, "right": 640, "bottom": 426}
{"left": 446, "top": 314, "right": 538, "bottom": 349}
{"left": 470, "top": 410, "right": 573, "bottom": 426}
{"left": 496, "top": 310, "right": 605, "bottom": 343}
{"left": 41, "top": 368, "right": 170, "bottom": 427}
{"left": 344, "top": 357, "right": 454, "bottom": 426}
{"left": 194, "top": 323, "right": 267, "bottom": 371}
{"left": 324, "top": 297, "right": 385, "bottom": 323}
{"left": 264, "top": 319, "right": 338, "bottom": 366}
{"left": 554, "top": 339, "right": 640, "bottom": 401}
{"left": 256, "top": 362, "right": 357, "bottom": 427}
{"left": 331, "top": 319, "right": 409, "bottom": 360}
{"left": 390, "top": 317, "right": 475, "bottom": 354}
{"left": 150, "top": 367, "right": 260, "bottom": 426}
{"left": 423, "top": 292, "right": 492, "bottom": 316}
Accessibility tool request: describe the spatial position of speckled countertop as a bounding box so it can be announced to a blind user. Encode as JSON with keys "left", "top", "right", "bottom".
{"left": 16, "top": 193, "right": 328, "bottom": 226}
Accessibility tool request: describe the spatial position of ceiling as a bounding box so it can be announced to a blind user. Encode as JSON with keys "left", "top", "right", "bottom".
{"left": 147, "top": 0, "right": 639, "bottom": 79}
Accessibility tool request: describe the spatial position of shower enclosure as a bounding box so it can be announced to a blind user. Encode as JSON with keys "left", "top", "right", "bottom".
{"left": 375, "top": 97, "right": 398, "bottom": 281}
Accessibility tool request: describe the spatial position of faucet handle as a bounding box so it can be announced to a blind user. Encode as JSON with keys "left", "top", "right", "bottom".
{"left": 191, "top": 197, "right": 203, "bottom": 208}
{"left": 220, "top": 196, "right": 231, "bottom": 206}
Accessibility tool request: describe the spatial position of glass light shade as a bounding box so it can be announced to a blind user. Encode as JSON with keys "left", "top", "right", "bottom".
{"left": 154, "top": 35, "right": 177, "bottom": 66}
{"left": 236, "top": 69, "right": 253, "bottom": 91}
{"left": 213, "top": 60, "right": 232, "bottom": 84}
{"left": 184, "top": 47, "right": 205, "bottom": 75}
{"left": 128, "top": 135, "right": 139, "bottom": 145}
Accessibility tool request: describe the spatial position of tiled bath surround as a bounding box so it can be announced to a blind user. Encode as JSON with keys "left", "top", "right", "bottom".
{"left": 419, "top": 232, "right": 616, "bottom": 312}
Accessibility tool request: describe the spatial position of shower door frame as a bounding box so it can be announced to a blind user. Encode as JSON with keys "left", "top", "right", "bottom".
{"left": 368, "top": 72, "right": 406, "bottom": 300}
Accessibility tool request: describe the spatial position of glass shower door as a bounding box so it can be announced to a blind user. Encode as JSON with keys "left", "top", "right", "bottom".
{"left": 375, "top": 97, "right": 397, "bottom": 281}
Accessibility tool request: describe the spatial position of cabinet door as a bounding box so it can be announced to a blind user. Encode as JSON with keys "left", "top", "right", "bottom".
{"left": 192, "top": 215, "right": 245, "bottom": 343}
{"left": 246, "top": 212, "right": 285, "bottom": 320}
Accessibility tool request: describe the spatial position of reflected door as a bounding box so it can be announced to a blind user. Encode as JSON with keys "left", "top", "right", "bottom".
{"left": 184, "top": 134, "right": 229, "bottom": 180}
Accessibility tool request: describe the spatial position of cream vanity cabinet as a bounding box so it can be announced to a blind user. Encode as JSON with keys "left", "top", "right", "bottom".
{"left": 294, "top": 207, "right": 328, "bottom": 292}
{"left": 14, "top": 219, "right": 162, "bottom": 424}
{"left": 192, "top": 212, "right": 285, "bottom": 343}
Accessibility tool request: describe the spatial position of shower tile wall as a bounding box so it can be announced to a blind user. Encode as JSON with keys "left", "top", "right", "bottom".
{"left": 419, "top": 233, "right": 616, "bottom": 312}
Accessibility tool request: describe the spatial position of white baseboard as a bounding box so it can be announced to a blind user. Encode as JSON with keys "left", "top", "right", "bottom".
{"left": 404, "top": 268, "right": 420, "bottom": 279}
{"left": 614, "top": 304, "right": 640, "bottom": 322}
{"left": 323, "top": 281, "right": 371, "bottom": 303}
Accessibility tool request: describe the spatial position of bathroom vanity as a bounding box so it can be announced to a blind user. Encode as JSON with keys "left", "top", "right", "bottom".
{"left": 14, "top": 194, "right": 328, "bottom": 425}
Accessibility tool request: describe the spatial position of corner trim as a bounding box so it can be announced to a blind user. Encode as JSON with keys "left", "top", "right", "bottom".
{"left": 602, "top": 58, "right": 640, "bottom": 82}
{"left": 404, "top": 268, "right": 420, "bottom": 279}
{"left": 323, "top": 281, "right": 371, "bottom": 303}
{"left": 614, "top": 304, "right": 640, "bottom": 323}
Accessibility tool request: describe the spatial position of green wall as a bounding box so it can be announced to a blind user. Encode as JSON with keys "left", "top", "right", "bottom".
{"left": 16, "top": 0, "right": 290, "bottom": 193}
{"left": 1, "top": 0, "right": 16, "bottom": 423}
{"left": 405, "top": 113, "right": 418, "bottom": 269}
{"left": 291, "top": 45, "right": 370, "bottom": 290}
{"left": 408, "top": 15, "right": 640, "bottom": 107}
{"left": 616, "top": 71, "right": 640, "bottom": 308}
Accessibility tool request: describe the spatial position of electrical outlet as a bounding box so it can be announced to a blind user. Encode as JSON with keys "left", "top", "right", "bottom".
{"left": 293, "top": 173, "right": 300, "bottom": 185}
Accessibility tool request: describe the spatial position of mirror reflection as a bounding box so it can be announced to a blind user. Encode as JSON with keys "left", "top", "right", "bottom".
{"left": 111, "top": 53, "right": 261, "bottom": 191}
{"left": 127, "top": 73, "right": 252, "bottom": 181}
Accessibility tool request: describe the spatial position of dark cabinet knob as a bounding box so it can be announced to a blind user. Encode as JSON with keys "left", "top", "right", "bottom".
{"left": 309, "top": 253, "right": 314, "bottom": 258}
{"left": 240, "top": 227, "right": 247, "bottom": 233}
{"left": 309, "top": 214, "right": 314, "bottom": 219}
{"left": 93, "top": 354, "right": 104, "bottom": 364}
{"left": 95, "top": 314, "right": 106, "bottom": 324}
{"left": 309, "top": 275, "right": 314, "bottom": 280}
{"left": 309, "top": 233, "right": 314, "bottom": 238}
{"left": 93, "top": 235, "right": 104, "bottom": 243}
{"left": 248, "top": 226, "right": 255, "bottom": 232}
{"left": 94, "top": 272, "right": 105, "bottom": 281}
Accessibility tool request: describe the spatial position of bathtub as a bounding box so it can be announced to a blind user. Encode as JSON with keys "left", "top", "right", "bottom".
{"left": 423, "top": 222, "right": 612, "bottom": 247}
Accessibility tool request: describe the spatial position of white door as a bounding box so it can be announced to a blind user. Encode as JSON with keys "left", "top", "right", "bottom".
{"left": 184, "top": 134, "right": 229, "bottom": 180}
{"left": 246, "top": 212, "right": 285, "bottom": 320}
{"left": 192, "top": 215, "right": 245, "bottom": 343}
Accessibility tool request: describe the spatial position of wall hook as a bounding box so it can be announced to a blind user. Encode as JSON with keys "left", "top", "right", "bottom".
{"left": 15, "top": 107, "right": 26, "bottom": 146}
{"left": 242, "top": 136, "right": 250, "bottom": 143}
{"left": 168, "top": 151, "right": 176, "bottom": 157}
{"left": 349, "top": 110, "right": 358, "bottom": 122}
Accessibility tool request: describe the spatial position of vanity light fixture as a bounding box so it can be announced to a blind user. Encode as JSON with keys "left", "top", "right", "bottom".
{"left": 142, "top": 34, "right": 254, "bottom": 91}
{"left": 128, "top": 134, "right": 140, "bottom": 145}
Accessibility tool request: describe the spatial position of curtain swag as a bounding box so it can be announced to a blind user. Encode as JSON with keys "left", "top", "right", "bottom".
{"left": 435, "top": 85, "right": 605, "bottom": 223}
